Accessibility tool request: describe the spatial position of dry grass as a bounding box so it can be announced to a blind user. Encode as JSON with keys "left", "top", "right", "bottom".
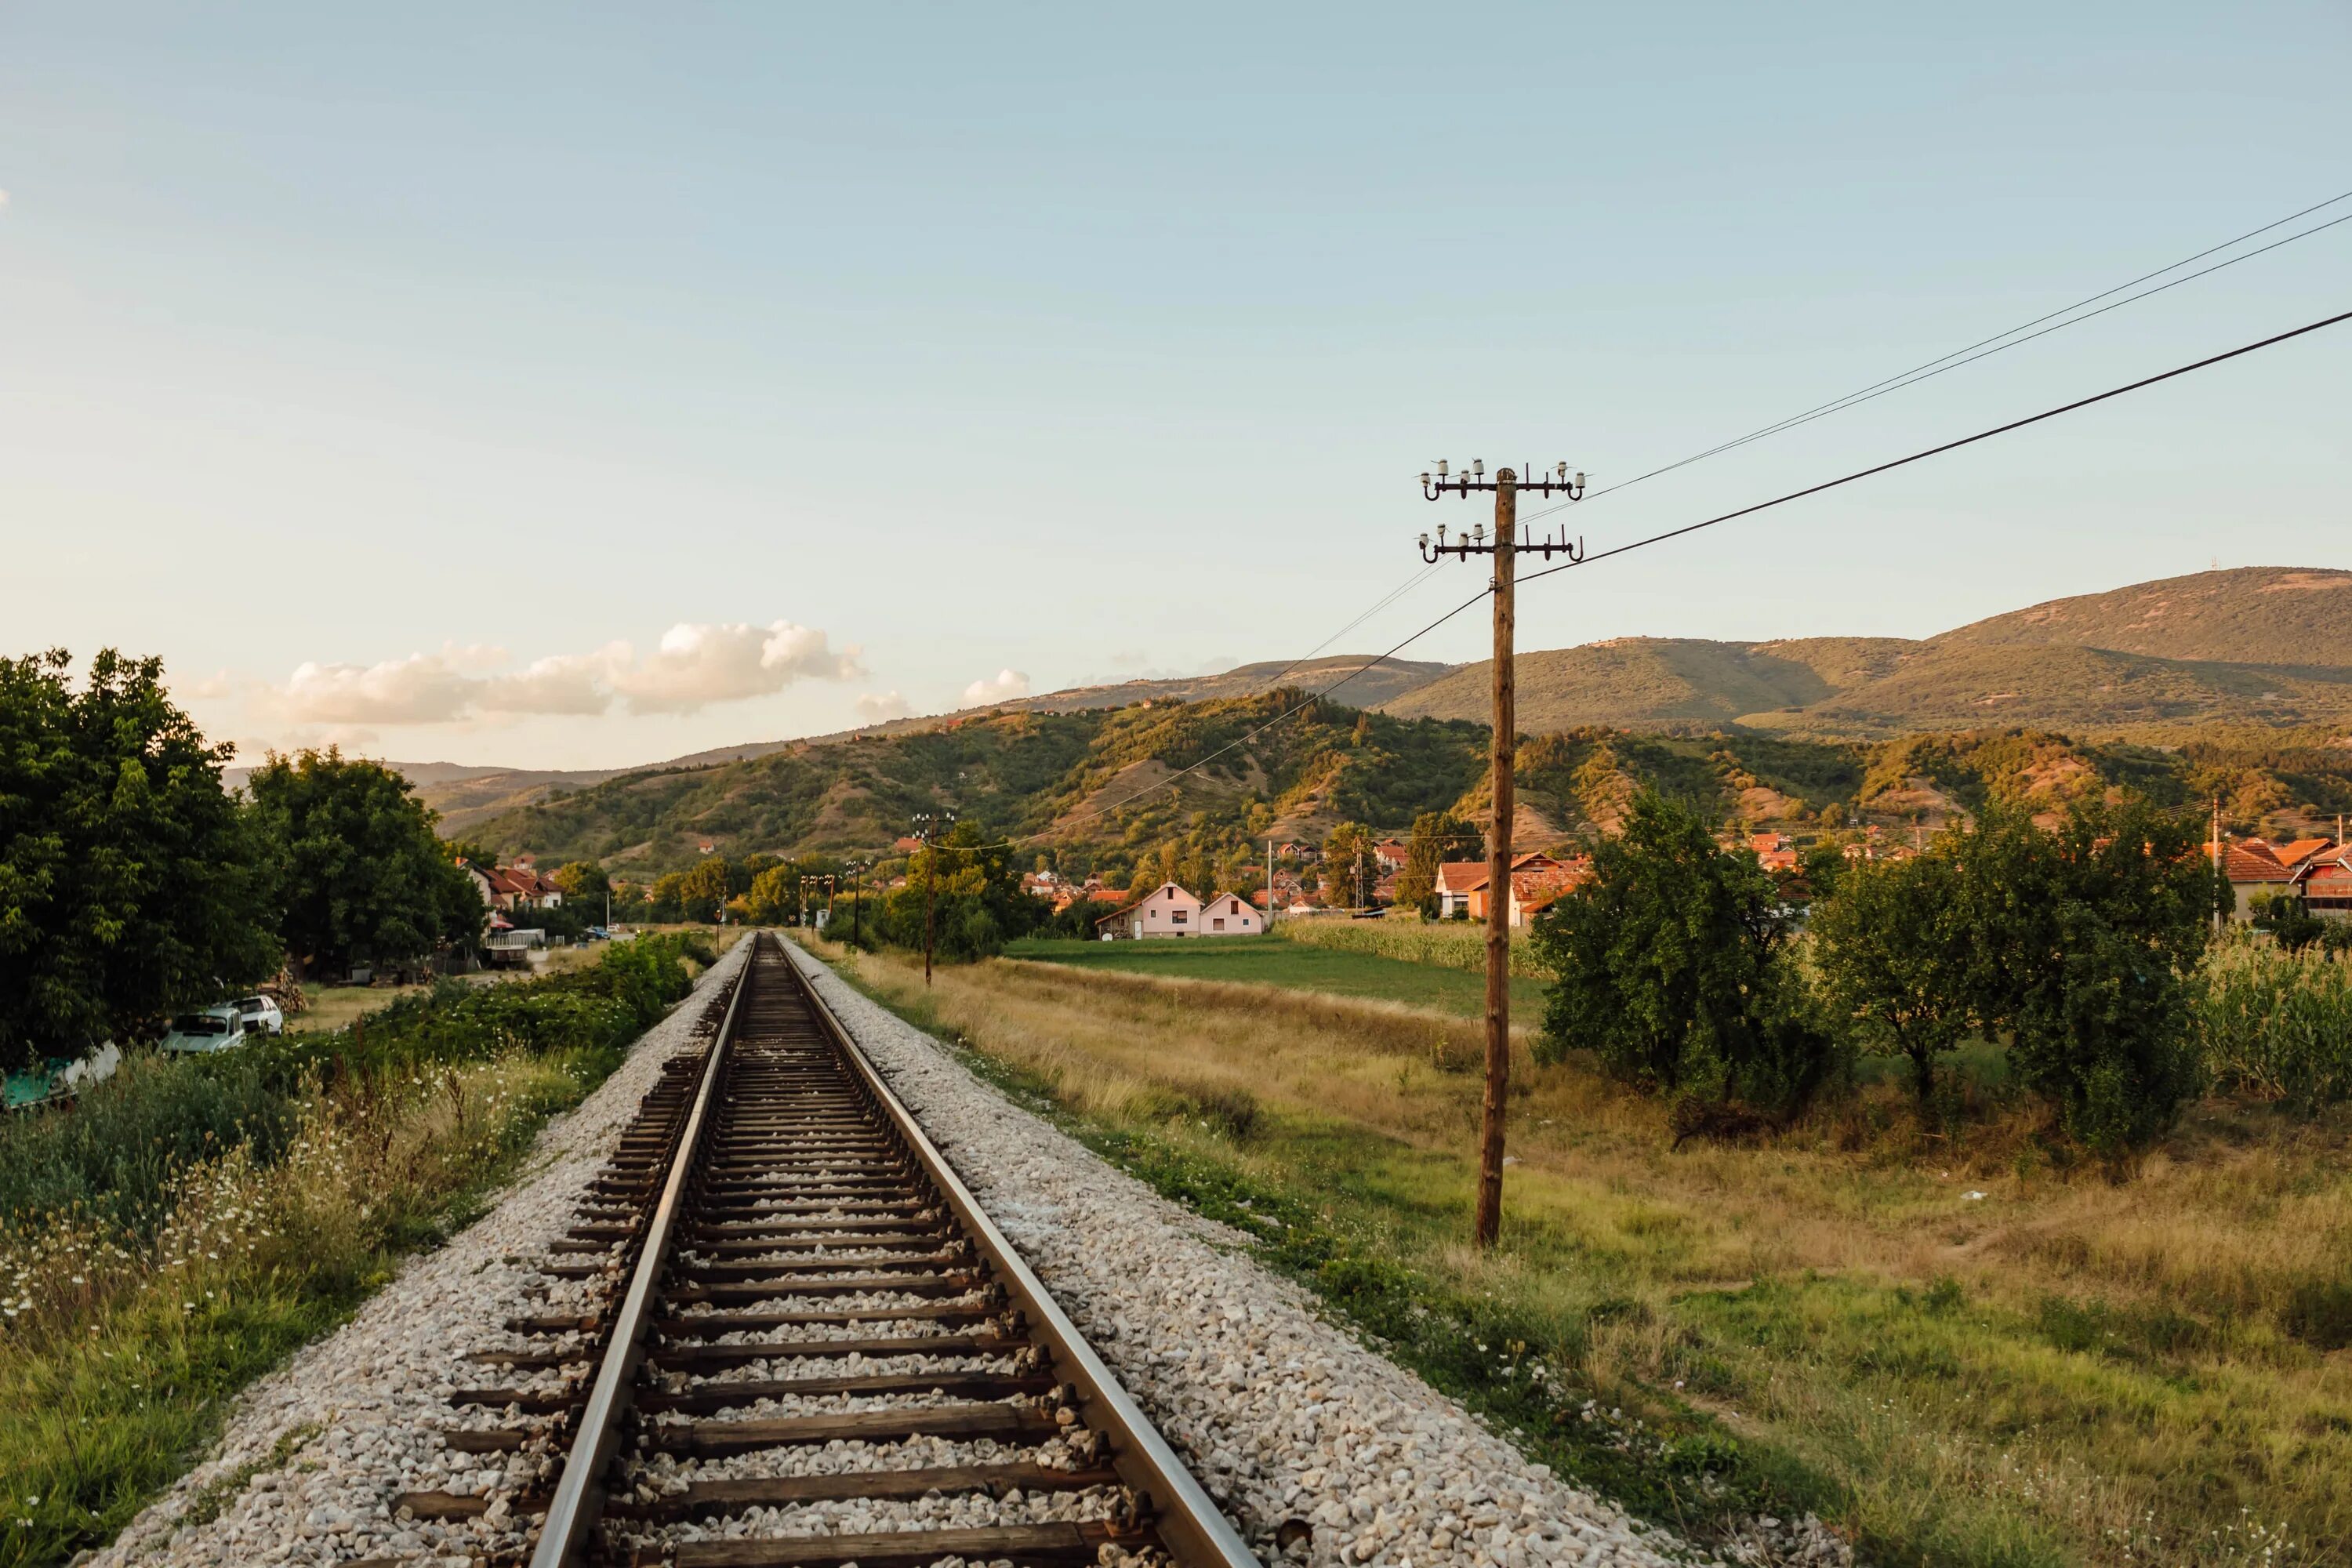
{"left": 810, "top": 938, "right": 2352, "bottom": 1568}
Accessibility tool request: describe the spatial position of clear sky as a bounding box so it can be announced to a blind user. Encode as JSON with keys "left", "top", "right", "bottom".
{"left": 4, "top": 3, "right": 2347, "bottom": 770}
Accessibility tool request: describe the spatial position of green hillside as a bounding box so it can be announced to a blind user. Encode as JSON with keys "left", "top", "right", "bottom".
{"left": 1931, "top": 566, "right": 2352, "bottom": 665}
{"left": 461, "top": 691, "right": 1490, "bottom": 882}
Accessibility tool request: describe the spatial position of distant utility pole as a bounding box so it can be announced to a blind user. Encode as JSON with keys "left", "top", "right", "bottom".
{"left": 913, "top": 811, "right": 955, "bottom": 985}
{"left": 1266, "top": 837, "right": 1276, "bottom": 928}
{"left": 1417, "top": 458, "right": 1586, "bottom": 1250}
{"left": 850, "top": 860, "right": 866, "bottom": 946}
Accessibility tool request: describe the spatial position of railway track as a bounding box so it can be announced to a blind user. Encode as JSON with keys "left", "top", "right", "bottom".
{"left": 404, "top": 933, "right": 1258, "bottom": 1568}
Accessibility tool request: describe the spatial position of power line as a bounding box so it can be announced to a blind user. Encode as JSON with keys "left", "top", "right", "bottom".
{"left": 1521, "top": 302, "right": 2352, "bottom": 588}
{"left": 1515, "top": 187, "right": 2352, "bottom": 526}
{"left": 960, "top": 302, "right": 2352, "bottom": 853}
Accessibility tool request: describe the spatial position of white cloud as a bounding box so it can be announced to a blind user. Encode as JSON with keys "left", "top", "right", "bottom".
{"left": 962, "top": 668, "right": 1031, "bottom": 706}
{"left": 608, "top": 621, "right": 863, "bottom": 715}
{"left": 855, "top": 691, "right": 910, "bottom": 723}
{"left": 279, "top": 653, "right": 479, "bottom": 724}
{"left": 265, "top": 619, "right": 862, "bottom": 727}
{"left": 478, "top": 652, "right": 610, "bottom": 716}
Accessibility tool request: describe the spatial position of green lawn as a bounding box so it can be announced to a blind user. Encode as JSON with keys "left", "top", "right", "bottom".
{"left": 1004, "top": 935, "right": 1549, "bottom": 1018}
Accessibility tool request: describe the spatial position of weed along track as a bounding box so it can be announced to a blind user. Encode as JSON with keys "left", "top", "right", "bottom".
{"left": 401, "top": 932, "right": 1257, "bottom": 1568}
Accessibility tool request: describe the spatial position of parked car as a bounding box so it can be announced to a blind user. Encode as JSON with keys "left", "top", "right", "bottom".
{"left": 4, "top": 1041, "right": 121, "bottom": 1111}
{"left": 159, "top": 1004, "right": 252, "bottom": 1054}
{"left": 235, "top": 995, "right": 285, "bottom": 1036}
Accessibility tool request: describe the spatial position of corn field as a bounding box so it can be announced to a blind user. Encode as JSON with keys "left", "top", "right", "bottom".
{"left": 2199, "top": 931, "right": 2352, "bottom": 1108}
{"left": 1273, "top": 914, "right": 1557, "bottom": 979}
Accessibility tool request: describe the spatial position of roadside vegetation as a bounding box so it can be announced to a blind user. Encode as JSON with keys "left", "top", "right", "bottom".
{"left": 0, "top": 933, "right": 712, "bottom": 1568}
{"left": 808, "top": 931, "right": 2352, "bottom": 1568}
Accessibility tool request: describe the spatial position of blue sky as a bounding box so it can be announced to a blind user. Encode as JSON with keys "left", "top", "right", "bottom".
{"left": 3, "top": 3, "right": 2347, "bottom": 768}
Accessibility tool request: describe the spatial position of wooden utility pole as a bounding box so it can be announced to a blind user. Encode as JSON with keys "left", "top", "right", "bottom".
{"left": 914, "top": 811, "right": 953, "bottom": 985}
{"left": 1477, "top": 470, "right": 1517, "bottom": 1250}
{"left": 1416, "top": 458, "right": 1584, "bottom": 1250}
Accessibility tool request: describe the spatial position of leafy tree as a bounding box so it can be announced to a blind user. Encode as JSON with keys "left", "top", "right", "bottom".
{"left": 1396, "top": 811, "right": 1476, "bottom": 916}
{"left": 1531, "top": 791, "right": 1832, "bottom": 1113}
{"left": 746, "top": 864, "right": 800, "bottom": 925}
{"left": 553, "top": 860, "right": 610, "bottom": 902}
{"left": 1811, "top": 851, "right": 1976, "bottom": 1107}
{"left": 1797, "top": 840, "right": 1850, "bottom": 903}
{"left": 672, "top": 856, "right": 733, "bottom": 921}
{"left": 877, "top": 821, "right": 1039, "bottom": 961}
{"left": 1322, "top": 822, "right": 1376, "bottom": 908}
{"left": 0, "top": 650, "right": 280, "bottom": 1069}
{"left": 1951, "top": 800, "right": 2210, "bottom": 1160}
{"left": 246, "top": 750, "right": 485, "bottom": 976}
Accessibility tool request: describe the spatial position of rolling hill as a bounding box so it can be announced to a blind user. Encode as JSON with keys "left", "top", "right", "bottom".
{"left": 1379, "top": 567, "right": 2352, "bottom": 739}
{"left": 412, "top": 565, "right": 2350, "bottom": 837}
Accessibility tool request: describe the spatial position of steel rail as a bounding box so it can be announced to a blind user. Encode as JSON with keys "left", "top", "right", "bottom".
{"left": 778, "top": 939, "right": 1264, "bottom": 1568}
{"left": 529, "top": 952, "right": 750, "bottom": 1568}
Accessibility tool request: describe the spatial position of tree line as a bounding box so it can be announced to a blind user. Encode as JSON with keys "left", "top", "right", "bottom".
{"left": 1533, "top": 789, "right": 2217, "bottom": 1161}
{"left": 2, "top": 651, "right": 499, "bottom": 1073}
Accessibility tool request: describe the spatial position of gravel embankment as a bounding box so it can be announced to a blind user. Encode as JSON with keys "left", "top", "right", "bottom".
{"left": 89, "top": 938, "right": 755, "bottom": 1568}
{"left": 774, "top": 945, "right": 1810, "bottom": 1568}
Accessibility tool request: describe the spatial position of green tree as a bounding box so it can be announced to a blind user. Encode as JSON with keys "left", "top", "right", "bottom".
{"left": 1811, "top": 851, "right": 1976, "bottom": 1108}
{"left": 553, "top": 860, "right": 610, "bottom": 902}
{"left": 1951, "top": 800, "right": 2211, "bottom": 1160}
{"left": 0, "top": 650, "right": 280, "bottom": 1070}
{"left": 1530, "top": 791, "right": 1831, "bottom": 1112}
{"left": 1395, "top": 811, "right": 1476, "bottom": 916}
{"left": 745, "top": 863, "right": 797, "bottom": 925}
{"left": 246, "top": 750, "right": 484, "bottom": 976}
{"left": 878, "top": 821, "right": 1039, "bottom": 961}
{"left": 670, "top": 856, "right": 733, "bottom": 922}
{"left": 1322, "top": 822, "right": 1375, "bottom": 908}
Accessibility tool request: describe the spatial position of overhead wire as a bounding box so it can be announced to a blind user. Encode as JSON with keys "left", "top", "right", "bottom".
{"left": 907, "top": 303, "right": 2351, "bottom": 859}
{"left": 1510, "top": 188, "right": 2352, "bottom": 529}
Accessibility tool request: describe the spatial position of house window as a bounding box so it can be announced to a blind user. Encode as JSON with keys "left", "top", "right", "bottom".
{"left": 1172, "top": 910, "right": 1187, "bottom": 924}
{"left": 1213, "top": 917, "right": 1226, "bottom": 931}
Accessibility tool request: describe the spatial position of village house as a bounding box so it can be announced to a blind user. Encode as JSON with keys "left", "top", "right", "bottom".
{"left": 1374, "top": 838, "right": 1410, "bottom": 872}
{"left": 1095, "top": 882, "right": 1205, "bottom": 939}
{"left": 1436, "top": 860, "right": 1486, "bottom": 919}
{"left": 2214, "top": 835, "right": 2344, "bottom": 920}
{"left": 460, "top": 858, "right": 563, "bottom": 913}
{"left": 1198, "top": 891, "right": 1261, "bottom": 934}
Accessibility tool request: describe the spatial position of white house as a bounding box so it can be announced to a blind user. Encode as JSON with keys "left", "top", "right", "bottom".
{"left": 1094, "top": 882, "right": 1204, "bottom": 939}
{"left": 1197, "top": 892, "right": 1261, "bottom": 935}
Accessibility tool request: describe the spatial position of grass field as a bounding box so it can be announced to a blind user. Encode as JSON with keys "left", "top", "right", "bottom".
{"left": 804, "top": 936, "right": 2352, "bottom": 1568}
{"left": 1003, "top": 935, "right": 1548, "bottom": 1018}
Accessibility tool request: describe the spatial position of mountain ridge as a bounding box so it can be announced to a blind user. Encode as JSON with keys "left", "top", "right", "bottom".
{"left": 389, "top": 565, "right": 2349, "bottom": 829}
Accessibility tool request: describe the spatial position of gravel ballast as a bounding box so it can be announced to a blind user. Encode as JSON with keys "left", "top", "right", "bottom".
{"left": 95, "top": 935, "right": 1846, "bottom": 1567}
{"left": 89, "top": 938, "right": 754, "bottom": 1568}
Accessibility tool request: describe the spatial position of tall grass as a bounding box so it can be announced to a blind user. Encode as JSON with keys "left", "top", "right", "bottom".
{"left": 0, "top": 934, "right": 710, "bottom": 1567}
{"left": 813, "top": 936, "right": 2352, "bottom": 1568}
{"left": 2201, "top": 931, "right": 2352, "bottom": 1109}
{"left": 1274, "top": 913, "right": 1555, "bottom": 978}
